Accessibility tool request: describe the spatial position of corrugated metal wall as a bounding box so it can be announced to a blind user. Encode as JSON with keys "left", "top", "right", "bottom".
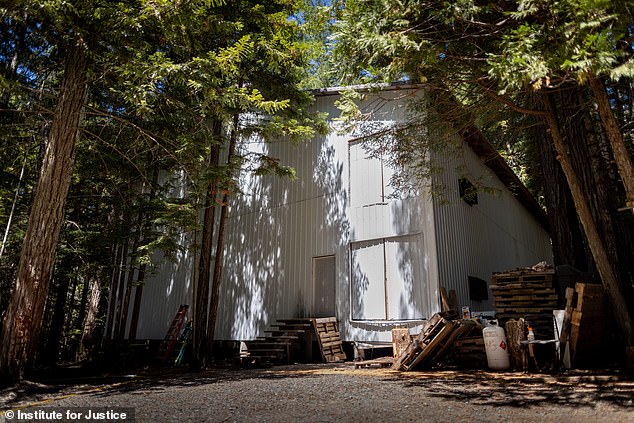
{"left": 216, "top": 87, "right": 440, "bottom": 343}
{"left": 124, "top": 86, "right": 551, "bottom": 343}
{"left": 216, "top": 92, "right": 351, "bottom": 340}
{"left": 431, "top": 136, "right": 553, "bottom": 312}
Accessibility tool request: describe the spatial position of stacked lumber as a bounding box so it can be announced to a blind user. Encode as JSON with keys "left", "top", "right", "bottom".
{"left": 560, "top": 283, "right": 611, "bottom": 368}
{"left": 491, "top": 269, "right": 557, "bottom": 339}
{"left": 392, "top": 314, "right": 479, "bottom": 371}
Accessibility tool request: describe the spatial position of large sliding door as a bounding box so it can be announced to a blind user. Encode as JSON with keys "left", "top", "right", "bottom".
{"left": 351, "top": 234, "right": 424, "bottom": 321}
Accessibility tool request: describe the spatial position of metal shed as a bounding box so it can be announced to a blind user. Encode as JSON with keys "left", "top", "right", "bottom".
{"left": 110, "top": 84, "right": 552, "bottom": 344}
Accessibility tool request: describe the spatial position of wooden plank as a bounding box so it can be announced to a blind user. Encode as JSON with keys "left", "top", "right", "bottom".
{"left": 495, "top": 307, "right": 555, "bottom": 313}
{"left": 491, "top": 290, "right": 558, "bottom": 298}
{"left": 320, "top": 340, "right": 343, "bottom": 348}
{"left": 448, "top": 289, "right": 458, "bottom": 313}
{"left": 440, "top": 287, "right": 450, "bottom": 312}
{"left": 392, "top": 328, "right": 411, "bottom": 358}
{"left": 491, "top": 284, "right": 556, "bottom": 292}
{"left": 354, "top": 356, "right": 394, "bottom": 369}
{"left": 495, "top": 299, "right": 558, "bottom": 307}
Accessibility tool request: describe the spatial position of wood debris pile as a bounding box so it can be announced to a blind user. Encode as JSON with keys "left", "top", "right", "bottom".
{"left": 392, "top": 314, "right": 483, "bottom": 371}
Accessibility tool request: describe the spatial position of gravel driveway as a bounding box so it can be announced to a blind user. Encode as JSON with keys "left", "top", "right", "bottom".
{"left": 2, "top": 364, "right": 634, "bottom": 422}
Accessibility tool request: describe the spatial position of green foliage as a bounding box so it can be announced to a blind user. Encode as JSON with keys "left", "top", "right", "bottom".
{"left": 332, "top": 0, "right": 634, "bottom": 200}
{"left": 0, "top": 0, "right": 325, "bottom": 363}
{"left": 488, "top": 0, "right": 633, "bottom": 92}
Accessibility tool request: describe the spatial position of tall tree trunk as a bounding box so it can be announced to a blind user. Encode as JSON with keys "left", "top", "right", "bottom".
{"left": 116, "top": 271, "right": 134, "bottom": 340}
{"left": 191, "top": 120, "right": 222, "bottom": 371}
{"left": 128, "top": 268, "right": 144, "bottom": 341}
{"left": 207, "top": 114, "right": 240, "bottom": 356}
{"left": 80, "top": 278, "right": 102, "bottom": 358}
{"left": 529, "top": 97, "right": 589, "bottom": 270}
{"left": 542, "top": 92, "right": 634, "bottom": 345}
{"left": 0, "top": 44, "right": 88, "bottom": 384}
{"left": 104, "top": 243, "right": 124, "bottom": 341}
{"left": 41, "top": 276, "right": 71, "bottom": 366}
{"left": 71, "top": 275, "right": 91, "bottom": 359}
{"left": 112, "top": 240, "right": 130, "bottom": 340}
{"left": 128, "top": 166, "right": 158, "bottom": 340}
{"left": 587, "top": 74, "right": 634, "bottom": 211}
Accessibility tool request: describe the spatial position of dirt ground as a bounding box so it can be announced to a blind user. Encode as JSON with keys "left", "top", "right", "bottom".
{"left": 1, "top": 363, "right": 634, "bottom": 422}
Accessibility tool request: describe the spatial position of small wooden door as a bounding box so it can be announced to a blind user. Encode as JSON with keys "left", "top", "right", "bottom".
{"left": 312, "top": 255, "right": 336, "bottom": 317}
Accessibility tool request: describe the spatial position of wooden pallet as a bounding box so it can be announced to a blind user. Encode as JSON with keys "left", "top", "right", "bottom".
{"left": 392, "top": 315, "right": 478, "bottom": 371}
{"left": 312, "top": 317, "right": 346, "bottom": 363}
{"left": 492, "top": 270, "right": 554, "bottom": 285}
{"left": 453, "top": 335, "right": 487, "bottom": 368}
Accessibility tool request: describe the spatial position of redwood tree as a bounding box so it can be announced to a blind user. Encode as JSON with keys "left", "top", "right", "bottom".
{"left": 0, "top": 43, "right": 88, "bottom": 382}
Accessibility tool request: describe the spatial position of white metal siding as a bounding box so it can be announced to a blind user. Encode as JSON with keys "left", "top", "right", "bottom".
{"left": 431, "top": 136, "right": 553, "bottom": 312}
{"left": 125, "top": 86, "right": 550, "bottom": 344}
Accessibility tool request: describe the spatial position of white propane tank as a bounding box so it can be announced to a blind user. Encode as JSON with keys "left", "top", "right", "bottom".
{"left": 482, "top": 320, "right": 510, "bottom": 370}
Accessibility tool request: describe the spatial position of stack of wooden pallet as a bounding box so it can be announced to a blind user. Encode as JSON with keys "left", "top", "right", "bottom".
{"left": 491, "top": 268, "right": 557, "bottom": 339}
{"left": 453, "top": 335, "right": 486, "bottom": 368}
{"left": 392, "top": 314, "right": 479, "bottom": 371}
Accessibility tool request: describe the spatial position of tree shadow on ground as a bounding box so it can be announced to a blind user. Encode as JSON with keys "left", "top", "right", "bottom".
{"left": 3, "top": 364, "right": 634, "bottom": 412}
{"left": 0, "top": 363, "right": 325, "bottom": 409}
{"left": 384, "top": 369, "right": 634, "bottom": 409}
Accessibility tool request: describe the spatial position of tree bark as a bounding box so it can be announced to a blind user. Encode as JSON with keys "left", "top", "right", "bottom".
{"left": 0, "top": 43, "right": 88, "bottom": 384}
{"left": 587, "top": 74, "right": 634, "bottom": 210}
{"left": 529, "top": 97, "right": 589, "bottom": 270}
{"left": 80, "top": 279, "right": 102, "bottom": 358}
{"left": 41, "top": 276, "right": 71, "bottom": 366}
{"left": 542, "top": 92, "right": 634, "bottom": 345}
{"left": 207, "top": 114, "right": 240, "bottom": 355}
{"left": 104, "top": 243, "right": 124, "bottom": 341}
{"left": 191, "top": 120, "right": 222, "bottom": 371}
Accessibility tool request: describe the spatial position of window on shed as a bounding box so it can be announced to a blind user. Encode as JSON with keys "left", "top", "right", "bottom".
{"left": 468, "top": 275, "right": 489, "bottom": 301}
{"left": 459, "top": 178, "right": 478, "bottom": 206}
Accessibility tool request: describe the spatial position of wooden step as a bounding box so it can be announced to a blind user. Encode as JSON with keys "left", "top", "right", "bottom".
{"left": 264, "top": 329, "right": 309, "bottom": 336}
{"left": 257, "top": 335, "right": 300, "bottom": 341}
{"left": 271, "top": 323, "right": 313, "bottom": 330}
